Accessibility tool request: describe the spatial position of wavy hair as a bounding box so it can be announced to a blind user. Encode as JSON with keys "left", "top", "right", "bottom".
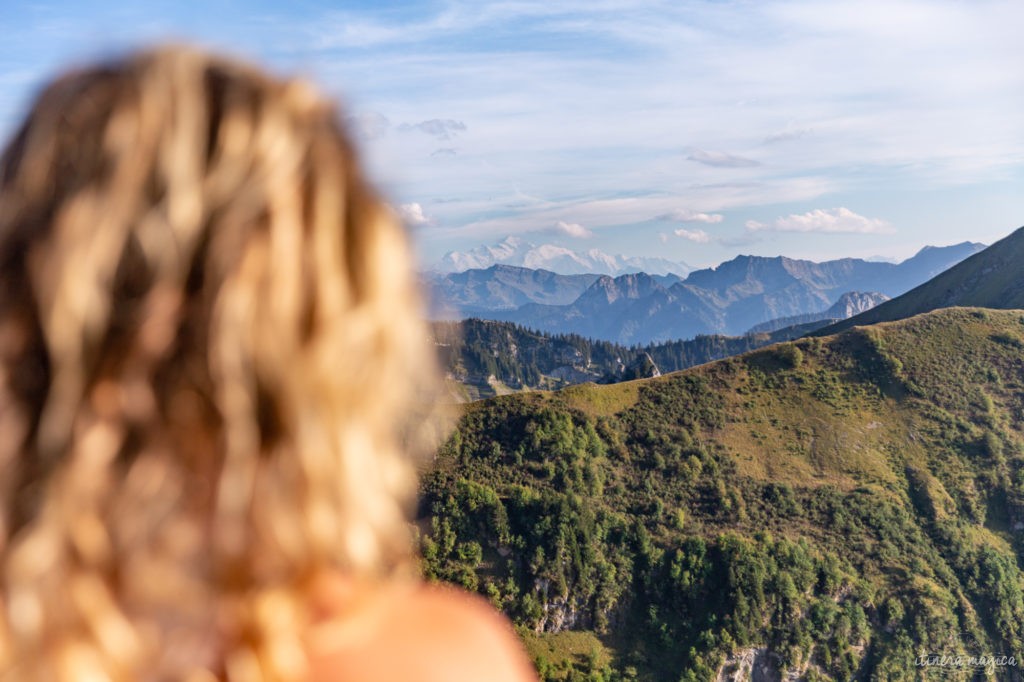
{"left": 0, "top": 47, "right": 441, "bottom": 680}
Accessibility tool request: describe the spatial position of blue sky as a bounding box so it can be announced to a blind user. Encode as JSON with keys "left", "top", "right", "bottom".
{"left": 2, "top": 1, "right": 1022, "bottom": 268}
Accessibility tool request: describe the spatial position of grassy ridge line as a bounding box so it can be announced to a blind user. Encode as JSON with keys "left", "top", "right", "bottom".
{"left": 419, "top": 307, "right": 1024, "bottom": 681}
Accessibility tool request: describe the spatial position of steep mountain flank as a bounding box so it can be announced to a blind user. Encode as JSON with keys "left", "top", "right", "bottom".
{"left": 819, "top": 227, "right": 1024, "bottom": 335}
{"left": 420, "top": 308, "right": 1024, "bottom": 680}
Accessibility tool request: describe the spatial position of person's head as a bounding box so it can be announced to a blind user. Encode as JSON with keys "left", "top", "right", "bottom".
{"left": 0, "top": 46, "right": 439, "bottom": 680}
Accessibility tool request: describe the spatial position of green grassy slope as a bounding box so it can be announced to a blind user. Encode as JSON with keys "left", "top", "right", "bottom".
{"left": 818, "top": 226, "right": 1024, "bottom": 335}
{"left": 418, "top": 308, "right": 1024, "bottom": 681}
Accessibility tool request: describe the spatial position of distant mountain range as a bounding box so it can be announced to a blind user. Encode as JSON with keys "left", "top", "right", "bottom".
{"left": 429, "top": 241, "right": 985, "bottom": 344}
{"left": 818, "top": 226, "right": 1024, "bottom": 335}
{"left": 435, "top": 235, "right": 693, "bottom": 277}
{"left": 425, "top": 266, "right": 603, "bottom": 318}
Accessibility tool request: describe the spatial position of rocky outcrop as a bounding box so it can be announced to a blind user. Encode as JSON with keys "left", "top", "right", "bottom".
{"left": 717, "top": 648, "right": 783, "bottom": 682}
{"left": 746, "top": 291, "right": 890, "bottom": 334}
{"left": 533, "top": 579, "right": 589, "bottom": 633}
{"left": 620, "top": 352, "right": 661, "bottom": 381}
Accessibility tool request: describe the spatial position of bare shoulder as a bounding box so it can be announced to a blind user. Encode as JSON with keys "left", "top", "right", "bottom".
{"left": 403, "top": 584, "right": 538, "bottom": 681}
{"left": 307, "top": 578, "right": 538, "bottom": 682}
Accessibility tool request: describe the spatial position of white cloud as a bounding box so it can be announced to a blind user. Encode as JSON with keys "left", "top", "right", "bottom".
{"left": 763, "top": 127, "right": 812, "bottom": 144}
{"left": 655, "top": 208, "right": 724, "bottom": 224}
{"left": 399, "top": 203, "right": 431, "bottom": 226}
{"left": 428, "top": 180, "right": 833, "bottom": 242}
{"left": 346, "top": 111, "right": 390, "bottom": 140}
{"left": 398, "top": 119, "right": 467, "bottom": 140}
{"left": 687, "top": 149, "right": 760, "bottom": 168}
{"left": 745, "top": 207, "right": 893, "bottom": 234}
{"left": 552, "top": 220, "right": 593, "bottom": 238}
{"left": 674, "top": 228, "right": 711, "bottom": 243}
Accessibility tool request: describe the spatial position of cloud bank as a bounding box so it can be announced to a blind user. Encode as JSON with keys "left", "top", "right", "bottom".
{"left": 674, "top": 228, "right": 711, "bottom": 243}
{"left": 346, "top": 111, "right": 390, "bottom": 140}
{"left": 656, "top": 208, "right": 724, "bottom": 224}
{"left": 687, "top": 149, "right": 760, "bottom": 168}
{"left": 398, "top": 119, "right": 467, "bottom": 140}
{"left": 763, "top": 128, "right": 812, "bottom": 144}
{"left": 746, "top": 208, "right": 893, "bottom": 234}
{"left": 552, "top": 221, "right": 593, "bottom": 238}
{"left": 399, "top": 203, "right": 431, "bottom": 226}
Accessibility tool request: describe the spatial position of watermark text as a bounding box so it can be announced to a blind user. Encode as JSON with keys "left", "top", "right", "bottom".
{"left": 915, "top": 653, "right": 1017, "bottom": 671}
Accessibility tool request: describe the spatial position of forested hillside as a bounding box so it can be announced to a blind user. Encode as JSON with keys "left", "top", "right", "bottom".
{"left": 419, "top": 308, "right": 1024, "bottom": 680}
{"left": 434, "top": 318, "right": 822, "bottom": 400}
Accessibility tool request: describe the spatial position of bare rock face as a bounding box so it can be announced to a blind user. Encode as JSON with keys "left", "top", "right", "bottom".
{"left": 621, "top": 352, "right": 661, "bottom": 381}
{"left": 716, "top": 648, "right": 823, "bottom": 682}
{"left": 717, "top": 648, "right": 782, "bottom": 682}
{"left": 746, "top": 290, "right": 890, "bottom": 334}
{"left": 533, "top": 579, "right": 588, "bottom": 633}
{"left": 549, "top": 365, "right": 598, "bottom": 383}
{"left": 829, "top": 291, "right": 890, "bottom": 318}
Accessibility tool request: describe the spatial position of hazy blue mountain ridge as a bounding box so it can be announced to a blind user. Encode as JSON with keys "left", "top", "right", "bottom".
{"left": 446, "top": 241, "right": 984, "bottom": 343}
{"left": 747, "top": 291, "right": 890, "bottom": 334}
{"left": 425, "top": 265, "right": 601, "bottom": 318}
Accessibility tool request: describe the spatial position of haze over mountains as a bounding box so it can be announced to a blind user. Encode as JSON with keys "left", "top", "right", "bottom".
{"left": 428, "top": 241, "right": 985, "bottom": 344}
{"left": 745, "top": 291, "right": 889, "bottom": 333}
{"left": 427, "top": 266, "right": 603, "bottom": 318}
{"left": 435, "top": 236, "right": 693, "bottom": 277}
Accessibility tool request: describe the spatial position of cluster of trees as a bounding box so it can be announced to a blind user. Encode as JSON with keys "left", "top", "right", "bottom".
{"left": 421, "top": 405, "right": 632, "bottom": 634}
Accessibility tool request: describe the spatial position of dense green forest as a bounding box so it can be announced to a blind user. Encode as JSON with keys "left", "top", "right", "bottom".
{"left": 419, "top": 308, "right": 1024, "bottom": 680}
{"left": 434, "top": 318, "right": 822, "bottom": 400}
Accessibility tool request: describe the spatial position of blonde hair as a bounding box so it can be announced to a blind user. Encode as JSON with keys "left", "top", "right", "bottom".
{"left": 0, "top": 47, "right": 440, "bottom": 680}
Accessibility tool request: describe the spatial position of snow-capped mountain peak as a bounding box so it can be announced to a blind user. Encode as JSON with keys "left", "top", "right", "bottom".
{"left": 437, "top": 237, "right": 692, "bottom": 277}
